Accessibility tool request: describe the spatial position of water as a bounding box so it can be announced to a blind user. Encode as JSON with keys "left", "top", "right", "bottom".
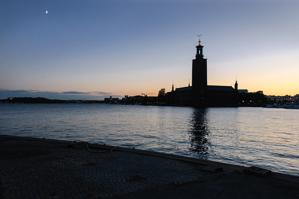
{"left": 0, "top": 104, "right": 298, "bottom": 176}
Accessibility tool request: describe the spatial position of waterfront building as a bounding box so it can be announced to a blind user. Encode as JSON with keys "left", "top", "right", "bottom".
{"left": 120, "top": 40, "right": 266, "bottom": 107}
{"left": 166, "top": 40, "right": 238, "bottom": 107}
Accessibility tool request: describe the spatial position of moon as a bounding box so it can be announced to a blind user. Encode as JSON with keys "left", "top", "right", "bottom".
{"left": 44, "top": 9, "right": 49, "bottom": 15}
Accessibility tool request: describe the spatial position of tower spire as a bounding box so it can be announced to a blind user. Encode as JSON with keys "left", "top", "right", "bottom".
{"left": 196, "top": 37, "right": 204, "bottom": 59}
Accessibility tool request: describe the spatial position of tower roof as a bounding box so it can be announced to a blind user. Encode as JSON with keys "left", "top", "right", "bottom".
{"left": 195, "top": 38, "right": 204, "bottom": 58}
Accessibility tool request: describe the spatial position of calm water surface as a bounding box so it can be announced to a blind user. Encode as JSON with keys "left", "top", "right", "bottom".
{"left": 0, "top": 104, "right": 298, "bottom": 176}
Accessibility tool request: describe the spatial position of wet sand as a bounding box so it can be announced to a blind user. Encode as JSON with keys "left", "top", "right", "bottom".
{"left": 0, "top": 135, "right": 298, "bottom": 199}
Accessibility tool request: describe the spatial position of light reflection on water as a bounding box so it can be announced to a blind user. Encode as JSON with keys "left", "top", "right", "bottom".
{"left": 188, "top": 109, "right": 210, "bottom": 158}
{"left": 0, "top": 104, "right": 298, "bottom": 176}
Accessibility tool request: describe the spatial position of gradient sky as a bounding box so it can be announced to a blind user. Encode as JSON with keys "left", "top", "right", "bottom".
{"left": 1, "top": 0, "right": 299, "bottom": 98}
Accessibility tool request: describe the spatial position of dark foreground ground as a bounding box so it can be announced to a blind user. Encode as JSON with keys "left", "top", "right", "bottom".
{"left": 0, "top": 135, "right": 298, "bottom": 199}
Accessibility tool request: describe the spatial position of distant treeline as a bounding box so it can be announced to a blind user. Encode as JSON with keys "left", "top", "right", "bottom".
{"left": 0, "top": 97, "right": 105, "bottom": 104}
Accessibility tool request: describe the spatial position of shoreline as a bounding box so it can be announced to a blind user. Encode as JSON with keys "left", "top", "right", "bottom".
{"left": 0, "top": 97, "right": 263, "bottom": 108}
{"left": 0, "top": 135, "right": 298, "bottom": 199}
{"left": 2, "top": 101, "right": 299, "bottom": 110}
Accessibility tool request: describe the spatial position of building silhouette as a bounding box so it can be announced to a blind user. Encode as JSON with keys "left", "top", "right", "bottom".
{"left": 166, "top": 40, "right": 238, "bottom": 107}
{"left": 119, "top": 39, "right": 266, "bottom": 107}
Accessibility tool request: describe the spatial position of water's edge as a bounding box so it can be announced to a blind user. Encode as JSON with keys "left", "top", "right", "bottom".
{"left": 0, "top": 104, "right": 298, "bottom": 176}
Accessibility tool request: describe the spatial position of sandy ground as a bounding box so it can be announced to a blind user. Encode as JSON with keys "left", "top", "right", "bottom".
{"left": 0, "top": 135, "right": 298, "bottom": 199}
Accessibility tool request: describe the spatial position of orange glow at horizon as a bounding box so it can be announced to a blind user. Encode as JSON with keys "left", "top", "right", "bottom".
{"left": 14, "top": 49, "right": 299, "bottom": 97}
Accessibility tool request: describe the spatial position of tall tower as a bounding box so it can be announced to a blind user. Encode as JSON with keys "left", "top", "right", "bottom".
{"left": 192, "top": 39, "right": 207, "bottom": 105}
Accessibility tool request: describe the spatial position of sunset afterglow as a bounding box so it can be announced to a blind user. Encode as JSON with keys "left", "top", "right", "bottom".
{"left": 1, "top": 0, "right": 299, "bottom": 98}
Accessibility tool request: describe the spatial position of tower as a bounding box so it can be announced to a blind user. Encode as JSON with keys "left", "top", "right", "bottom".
{"left": 171, "top": 83, "right": 174, "bottom": 92}
{"left": 234, "top": 80, "right": 238, "bottom": 91}
{"left": 192, "top": 39, "right": 207, "bottom": 105}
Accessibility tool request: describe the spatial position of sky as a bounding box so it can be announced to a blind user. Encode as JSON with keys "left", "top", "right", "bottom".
{"left": 1, "top": 0, "right": 299, "bottom": 99}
